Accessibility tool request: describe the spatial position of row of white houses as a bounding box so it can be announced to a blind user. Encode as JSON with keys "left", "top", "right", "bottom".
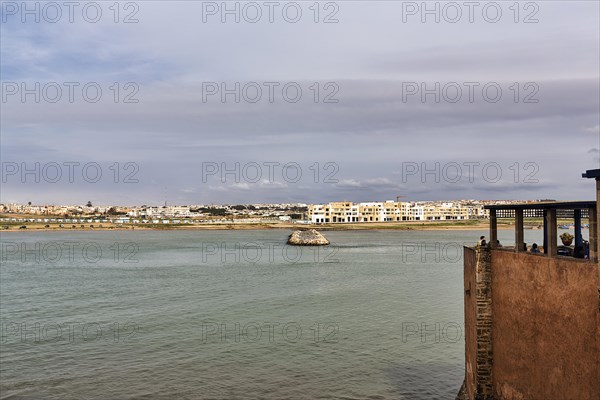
{"left": 308, "top": 201, "right": 489, "bottom": 223}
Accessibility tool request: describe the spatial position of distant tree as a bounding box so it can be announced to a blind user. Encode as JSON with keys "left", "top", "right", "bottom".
{"left": 107, "top": 207, "right": 119, "bottom": 215}
{"left": 28, "top": 202, "right": 32, "bottom": 206}
{"left": 199, "top": 207, "right": 228, "bottom": 216}
{"left": 86, "top": 201, "right": 93, "bottom": 207}
{"left": 290, "top": 206, "right": 308, "bottom": 212}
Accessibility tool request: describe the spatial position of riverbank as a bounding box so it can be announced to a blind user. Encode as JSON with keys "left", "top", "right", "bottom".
{"left": 0, "top": 220, "right": 519, "bottom": 232}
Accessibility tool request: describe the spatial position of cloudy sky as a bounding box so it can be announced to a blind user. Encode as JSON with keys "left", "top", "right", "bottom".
{"left": 1, "top": 1, "right": 599, "bottom": 206}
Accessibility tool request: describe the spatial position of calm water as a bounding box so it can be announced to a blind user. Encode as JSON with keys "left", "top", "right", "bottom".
{"left": 0, "top": 229, "right": 546, "bottom": 399}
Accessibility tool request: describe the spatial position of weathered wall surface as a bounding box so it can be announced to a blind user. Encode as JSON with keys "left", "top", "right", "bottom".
{"left": 463, "top": 247, "right": 494, "bottom": 400}
{"left": 490, "top": 250, "right": 599, "bottom": 400}
{"left": 463, "top": 247, "right": 477, "bottom": 400}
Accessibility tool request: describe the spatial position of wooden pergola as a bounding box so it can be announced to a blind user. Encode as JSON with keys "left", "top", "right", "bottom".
{"left": 483, "top": 169, "right": 599, "bottom": 261}
{"left": 484, "top": 201, "right": 597, "bottom": 260}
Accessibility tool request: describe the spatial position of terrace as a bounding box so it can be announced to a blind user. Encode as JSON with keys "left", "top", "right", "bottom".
{"left": 459, "top": 169, "right": 599, "bottom": 400}
{"left": 481, "top": 168, "right": 599, "bottom": 262}
{"left": 484, "top": 200, "right": 597, "bottom": 261}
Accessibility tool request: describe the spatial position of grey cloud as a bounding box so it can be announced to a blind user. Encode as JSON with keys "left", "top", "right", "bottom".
{"left": 1, "top": 1, "right": 599, "bottom": 204}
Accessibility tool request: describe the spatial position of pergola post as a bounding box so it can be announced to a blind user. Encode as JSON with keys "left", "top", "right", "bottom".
{"left": 515, "top": 209, "right": 524, "bottom": 252}
{"left": 545, "top": 209, "right": 557, "bottom": 257}
{"left": 574, "top": 209, "right": 582, "bottom": 250}
{"left": 543, "top": 210, "right": 548, "bottom": 254}
{"left": 489, "top": 209, "right": 497, "bottom": 249}
{"left": 581, "top": 170, "right": 599, "bottom": 263}
{"left": 589, "top": 206, "right": 598, "bottom": 263}
{"left": 595, "top": 178, "right": 600, "bottom": 263}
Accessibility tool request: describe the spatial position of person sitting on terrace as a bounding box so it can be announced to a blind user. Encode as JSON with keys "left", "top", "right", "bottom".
{"left": 478, "top": 236, "right": 486, "bottom": 247}
{"left": 574, "top": 244, "right": 585, "bottom": 258}
{"left": 530, "top": 243, "right": 540, "bottom": 253}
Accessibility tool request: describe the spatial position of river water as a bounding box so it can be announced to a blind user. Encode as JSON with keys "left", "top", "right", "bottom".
{"left": 0, "top": 229, "right": 547, "bottom": 399}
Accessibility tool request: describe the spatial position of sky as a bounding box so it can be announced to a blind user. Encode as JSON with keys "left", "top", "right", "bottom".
{"left": 1, "top": 0, "right": 599, "bottom": 206}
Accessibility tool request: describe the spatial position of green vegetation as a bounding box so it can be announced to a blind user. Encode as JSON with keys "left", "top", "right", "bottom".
{"left": 560, "top": 232, "right": 574, "bottom": 241}
{"left": 199, "top": 207, "right": 230, "bottom": 216}
{"left": 106, "top": 207, "right": 126, "bottom": 216}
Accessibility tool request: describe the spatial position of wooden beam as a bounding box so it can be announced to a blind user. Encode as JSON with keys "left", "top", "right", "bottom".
{"left": 545, "top": 209, "right": 557, "bottom": 257}
{"left": 515, "top": 209, "right": 524, "bottom": 252}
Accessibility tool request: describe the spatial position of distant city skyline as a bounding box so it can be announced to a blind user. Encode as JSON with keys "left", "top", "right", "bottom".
{"left": 0, "top": 198, "right": 569, "bottom": 210}
{"left": 0, "top": 185, "right": 598, "bottom": 207}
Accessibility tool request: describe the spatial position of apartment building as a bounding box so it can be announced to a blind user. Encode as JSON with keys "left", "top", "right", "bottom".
{"left": 308, "top": 201, "right": 487, "bottom": 223}
{"left": 359, "top": 202, "right": 386, "bottom": 222}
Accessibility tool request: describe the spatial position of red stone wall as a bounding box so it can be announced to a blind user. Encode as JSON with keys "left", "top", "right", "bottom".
{"left": 491, "top": 250, "right": 599, "bottom": 400}
{"left": 463, "top": 247, "right": 477, "bottom": 400}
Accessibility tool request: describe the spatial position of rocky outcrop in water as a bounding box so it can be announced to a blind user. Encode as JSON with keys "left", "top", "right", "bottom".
{"left": 287, "top": 229, "right": 330, "bottom": 246}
